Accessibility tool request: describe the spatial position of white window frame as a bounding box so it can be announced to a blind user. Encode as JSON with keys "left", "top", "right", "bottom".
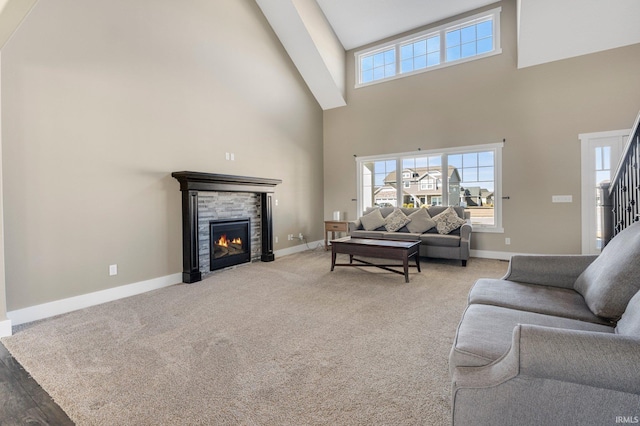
{"left": 355, "top": 142, "right": 504, "bottom": 233}
{"left": 354, "top": 7, "right": 501, "bottom": 89}
{"left": 578, "top": 129, "right": 628, "bottom": 254}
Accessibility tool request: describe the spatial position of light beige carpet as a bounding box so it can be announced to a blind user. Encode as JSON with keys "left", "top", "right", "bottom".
{"left": 2, "top": 250, "right": 507, "bottom": 425}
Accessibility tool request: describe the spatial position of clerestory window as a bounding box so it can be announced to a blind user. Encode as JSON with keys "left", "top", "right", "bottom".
{"left": 355, "top": 7, "right": 501, "bottom": 88}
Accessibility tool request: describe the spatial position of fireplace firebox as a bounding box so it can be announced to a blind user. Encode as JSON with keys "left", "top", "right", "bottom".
{"left": 209, "top": 218, "right": 251, "bottom": 271}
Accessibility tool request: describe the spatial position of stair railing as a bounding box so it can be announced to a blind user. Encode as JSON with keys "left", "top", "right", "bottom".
{"left": 607, "top": 109, "right": 640, "bottom": 244}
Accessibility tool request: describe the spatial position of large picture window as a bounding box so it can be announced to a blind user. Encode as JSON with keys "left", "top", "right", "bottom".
{"left": 356, "top": 143, "right": 504, "bottom": 232}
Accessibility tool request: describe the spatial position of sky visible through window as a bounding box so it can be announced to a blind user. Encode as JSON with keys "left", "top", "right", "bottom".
{"left": 445, "top": 20, "right": 493, "bottom": 62}
{"left": 449, "top": 151, "right": 495, "bottom": 192}
{"left": 361, "top": 48, "right": 395, "bottom": 84}
{"left": 400, "top": 35, "right": 440, "bottom": 73}
{"left": 370, "top": 152, "right": 495, "bottom": 192}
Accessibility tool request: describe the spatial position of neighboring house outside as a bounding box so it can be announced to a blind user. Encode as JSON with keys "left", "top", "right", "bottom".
{"left": 374, "top": 166, "right": 461, "bottom": 207}
{"left": 462, "top": 187, "right": 494, "bottom": 207}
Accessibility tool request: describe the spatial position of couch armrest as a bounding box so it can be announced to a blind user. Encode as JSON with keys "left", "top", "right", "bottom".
{"left": 451, "top": 325, "right": 640, "bottom": 425}
{"left": 516, "top": 325, "right": 640, "bottom": 393}
{"left": 453, "top": 325, "right": 640, "bottom": 394}
{"left": 459, "top": 223, "right": 471, "bottom": 242}
{"left": 502, "top": 254, "right": 598, "bottom": 288}
{"left": 348, "top": 220, "right": 361, "bottom": 233}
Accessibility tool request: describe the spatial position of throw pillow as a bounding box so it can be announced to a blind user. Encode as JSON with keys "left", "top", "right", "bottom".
{"left": 574, "top": 221, "right": 640, "bottom": 320}
{"left": 616, "top": 290, "right": 640, "bottom": 337}
{"left": 360, "top": 208, "right": 386, "bottom": 231}
{"left": 432, "top": 206, "right": 466, "bottom": 235}
{"left": 406, "top": 208, "right": 436, "bottom": 234}
{"left": 384, "top": 208, "right": 411, "bottom": 232}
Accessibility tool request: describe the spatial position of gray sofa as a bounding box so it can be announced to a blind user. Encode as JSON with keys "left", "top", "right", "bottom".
{"left": 449, "top": 221, "right": 640, "bottom": 425}
{"left": 348, "top": 206, "right": 471, "bottom": 266}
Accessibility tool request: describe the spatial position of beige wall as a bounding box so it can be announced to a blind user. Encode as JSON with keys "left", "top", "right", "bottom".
{"left": 0, "top": 52, "right": 6, "bottom": 324}
{"left": 1, "top": 0, "right": 324, "bottom": 310}
{"left": 323, "top": 0, "right": 640, "bottom": 255}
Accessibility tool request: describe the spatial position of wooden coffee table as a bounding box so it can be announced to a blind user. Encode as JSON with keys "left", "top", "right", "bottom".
{"left": 330, "top": 237, "right": 421, "bottom": 283}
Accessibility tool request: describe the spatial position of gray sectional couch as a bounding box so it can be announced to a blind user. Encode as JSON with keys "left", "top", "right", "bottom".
{"left": 450, "top": 221, "right": 640, "bottom": 425}
{"left": 348, "top": 206, "right": 471, "bottom": 266}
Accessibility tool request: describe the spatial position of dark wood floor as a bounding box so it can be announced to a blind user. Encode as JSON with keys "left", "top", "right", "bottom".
{"left": 0, "top": 341, "right": 74, "bottom": 425}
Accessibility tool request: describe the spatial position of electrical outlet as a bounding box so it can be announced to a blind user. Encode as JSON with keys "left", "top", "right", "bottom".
{"left": 298, "top": 233, "right": 304, "bottom": 240}
{"left": 275, "top": 236, "right": 279, "bottom": 243}
{"left": 109, "top": 264, "right": 118, "bottom": 276}
{"left": 505, "top": 238, "right": 511, "bottom": 245}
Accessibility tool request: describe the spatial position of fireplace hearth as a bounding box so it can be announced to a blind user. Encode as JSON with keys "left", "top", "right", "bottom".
{"left": 210, "top": 218, "right": 251, "bottom": 270}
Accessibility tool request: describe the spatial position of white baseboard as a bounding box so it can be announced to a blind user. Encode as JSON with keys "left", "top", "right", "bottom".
{"left": 470, "top": 249, "right": 518, "bottom": 261}
{"left": 469, "top": 250, "right": 536, "bottom": 260}
{"left": 0, "top": 319, "right": 12, "bottom": 337}
{"left": 5, "top": 242, "right": 324, "bottom": 327}
{"left": 7, "top": 273, "right": 182, "bottom": 326}
{"left": 275, "top": 239, "right": 325, "bottom": 257}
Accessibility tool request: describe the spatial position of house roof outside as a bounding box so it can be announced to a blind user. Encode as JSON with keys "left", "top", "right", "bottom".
{"left": 382, "top": 166, "right": 460, "bottom": 186}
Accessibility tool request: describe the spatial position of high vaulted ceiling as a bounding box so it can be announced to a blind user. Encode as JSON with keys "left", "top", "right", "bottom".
{"left": 315, "top": 0, "right": 497, "bottom": 51}
{"left": 257, "top": 0, "right": 640, "bottom": 110}
{"left": 2, "top": 1, "right": 639, "bottom": 110}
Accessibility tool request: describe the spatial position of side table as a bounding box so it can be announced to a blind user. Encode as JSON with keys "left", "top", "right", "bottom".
{"left": 324, "top": 220, "right": 349, "bottom": 250}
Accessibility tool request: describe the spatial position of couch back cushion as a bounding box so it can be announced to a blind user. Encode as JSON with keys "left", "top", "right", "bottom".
{"left": 615, "top": 290, "right": 640, "bottom": 337}
{"left": 364, "top": 206, "right": 467, "bottom": 219}
{"left": 360, "top": 208, "right": 387, "bottom": 231}
{"left": 574, "top": 221, "right": 640, "bottom": 320}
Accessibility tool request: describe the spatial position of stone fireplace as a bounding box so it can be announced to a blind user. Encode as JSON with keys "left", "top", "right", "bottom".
{"left": 172, "top": 171, "right": 282, "bottom": 283}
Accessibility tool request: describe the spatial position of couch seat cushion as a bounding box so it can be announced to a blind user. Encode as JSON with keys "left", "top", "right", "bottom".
{"left": 419, "top": 233, "right": 460, "bottom": 247}
{"left": 450, "top": 304, "right": 615, "bottom": 369}
{"left": 381, "top": 232, "right": 420, "bottom": 241}
{"left": 574, "top": 221, "right": 640, "bottom": 320}
{"left": 350, "top": 230, "right": 386, "bottom": 239}
{"left": 468, "top": 279, "right": 611, "bottom": 325}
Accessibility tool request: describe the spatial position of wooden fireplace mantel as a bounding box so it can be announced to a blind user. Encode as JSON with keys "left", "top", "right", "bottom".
{"left": 171, "top": 171, "right": 282, "bottom": 283}
{"left": 171, "top": 171, "right": 282, "bottom": 193}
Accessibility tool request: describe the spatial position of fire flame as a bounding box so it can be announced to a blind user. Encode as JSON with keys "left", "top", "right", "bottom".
{"left": 217, "top": 234, "right": 242, "bottom": 247}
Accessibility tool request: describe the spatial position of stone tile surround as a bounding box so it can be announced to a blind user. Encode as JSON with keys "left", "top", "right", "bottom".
{"left": 197, "top": 191, "right": 262, "bottom": 277}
